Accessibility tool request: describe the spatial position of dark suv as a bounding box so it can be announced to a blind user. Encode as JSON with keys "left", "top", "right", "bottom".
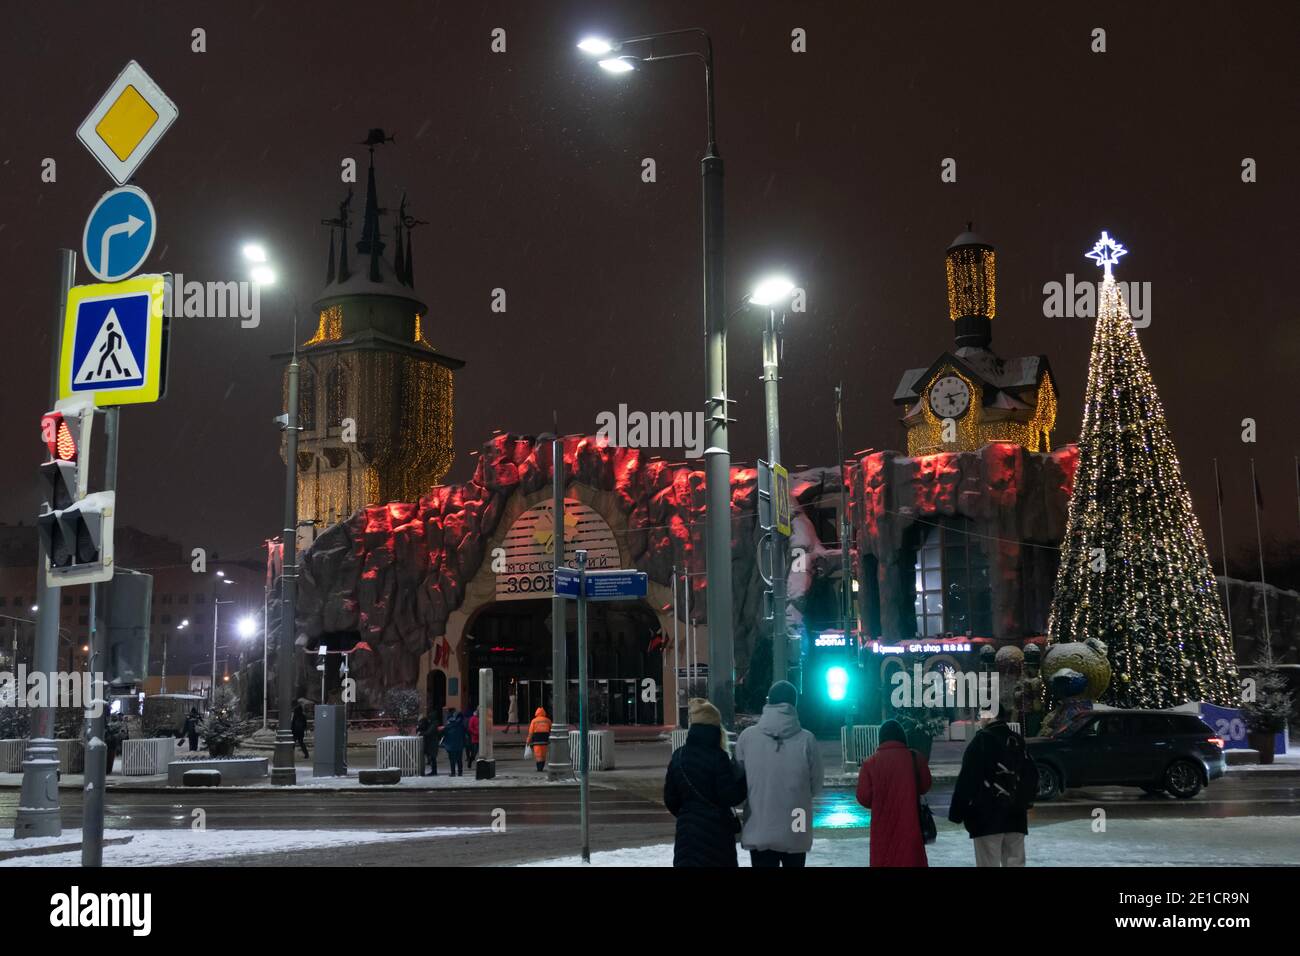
{"left": 1028, "top": 710, "right": 1226, "bottom": 800}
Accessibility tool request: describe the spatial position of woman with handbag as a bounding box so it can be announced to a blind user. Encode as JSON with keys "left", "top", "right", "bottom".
{"left": 855, "top": 718, "right": 934, "bottom": 866}
{"left": 663, "top": 699, "right": 748, "bottom": 867}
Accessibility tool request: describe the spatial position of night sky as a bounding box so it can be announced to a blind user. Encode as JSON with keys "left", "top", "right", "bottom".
{"left": 1, "top": 1, "right": 1296, "bottom": 567}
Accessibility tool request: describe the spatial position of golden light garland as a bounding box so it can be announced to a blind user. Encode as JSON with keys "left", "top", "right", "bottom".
{"left": 906, "top": 368, "right": 1056, "bottom": 456}
{"left": 946, "top": 244, "right": 996, "bottom": 320}
{"left": 1046, "top": 277, "right": 1238, "bottom": 708}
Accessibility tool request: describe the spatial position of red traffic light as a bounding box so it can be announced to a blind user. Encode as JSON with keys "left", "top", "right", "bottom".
{"left": 41, "top": 412, "right": 77, "bottom": 462}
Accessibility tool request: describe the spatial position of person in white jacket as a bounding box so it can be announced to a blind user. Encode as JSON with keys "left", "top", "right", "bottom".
{"left": 734, "top": 680, "right": 824, "bottom": 867}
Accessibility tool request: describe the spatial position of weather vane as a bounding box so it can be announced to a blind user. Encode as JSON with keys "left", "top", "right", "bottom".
{"left": 1085, "top": 230, "right": 1127, "bottom": 279}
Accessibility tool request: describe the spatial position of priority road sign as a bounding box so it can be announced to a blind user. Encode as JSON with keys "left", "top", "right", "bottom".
{"left": 82, "top": 185, "right": 156, "bottom": 282}
{"left": 76, "top": 60, "right": 178, "bottom": 186}
{"left": 59, "top": 275, "right": 168, "bottom": 406}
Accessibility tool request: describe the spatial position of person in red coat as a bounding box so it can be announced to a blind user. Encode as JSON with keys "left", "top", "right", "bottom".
{"left": 856, "top": 719, "right": 932, "bottom": 867}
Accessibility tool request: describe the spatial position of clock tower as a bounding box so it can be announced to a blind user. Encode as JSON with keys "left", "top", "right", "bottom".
{"left": 893, "top": 228, "right": 1057, "bottom": 456}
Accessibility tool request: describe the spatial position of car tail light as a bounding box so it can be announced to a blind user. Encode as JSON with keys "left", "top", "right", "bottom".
{"left": 1207, "top": 736, "right": 1225, "bottom": 749}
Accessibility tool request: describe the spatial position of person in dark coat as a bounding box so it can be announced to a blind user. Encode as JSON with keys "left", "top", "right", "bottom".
{"left": 291, "top": 703, "right": 310, "bottom": 759}
{"left": 663, "top": 698, "right": 748, "bottom": 867}
{"left": 417, "top": 714, "right": 441, "bottom": 775}
{"left": 948, "top": 706, "right": 1037, "bottom": 866}
{"left": 441, "top": 708, "right": 467, "bottom": 776}
{"left": 182, "top": 707, "right": 201, "bottom": 752}
{"left": 856, "top": 719, "right": 932, "bottom": 867}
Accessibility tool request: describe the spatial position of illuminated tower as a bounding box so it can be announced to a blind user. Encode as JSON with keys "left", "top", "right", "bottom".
{"left": 893, "top": 227, "right": 1058, "bottom": 455}
{"left": 284, "top": 135, "right": 464, "bottom": 530}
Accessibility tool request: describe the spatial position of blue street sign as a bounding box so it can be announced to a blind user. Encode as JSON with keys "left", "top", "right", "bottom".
{"left": 554, "top": 567, "right": 581, "bottom": 597}
{"left": 59, "top": 275, "right": 167, "bottom": 406}
{"left": 583, "top": 570, "right": 648, "bottom": 601}
{"left": 553, "top": 567, "right": 648, "bottom": 601}
{"left": 82, "top": 185, "right": 156, "bottom": 283}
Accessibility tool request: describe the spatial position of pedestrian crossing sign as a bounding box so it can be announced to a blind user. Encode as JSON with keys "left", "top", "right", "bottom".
{"left": 59, "top": 275, "right": 168, "bottom": 406}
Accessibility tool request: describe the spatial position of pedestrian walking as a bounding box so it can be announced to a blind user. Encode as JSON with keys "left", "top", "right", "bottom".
{"left": 417, "top": 713, "right": 441, "bottom": 775}
{"left": 442, "top": 708, "right": 467, "bottom": 776}
{"left": 856, "top": 719, "right": 933, "bottom": 867}
{"left": 663, "top": 698, "right": 748, "bottom": 867}
{"left": 734, "top": 680, "right": 823, "bottom": 867}
{"left": 181, "top": 706, "right": 201, "bottom": 752}
{"left": 948, "top": 706, "right": 1037, "bottom": 867}
{"left": 527, "top": 706, "right": 552, "bottom": 771}
{"left": 466, "top": 708, "right": 480, "bottom": 768}
{"left": 291, "top": 702, "right": 310, "bottom": 760}
{"left": 506, "top": 691, "right": 519, "bottom": 733}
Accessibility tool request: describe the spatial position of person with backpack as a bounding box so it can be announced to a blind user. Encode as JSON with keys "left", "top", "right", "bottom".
{"left": 948, "top": 705, "right": 1038, "bottom": 866}
{"left": 663, "top": 698, "right": 748, "bottom": 867}
{"left": 855, "top": 718, "right": 933, "bottom": 866}
{"left": 734, "top": 680, "right": 823, "bottom": 867}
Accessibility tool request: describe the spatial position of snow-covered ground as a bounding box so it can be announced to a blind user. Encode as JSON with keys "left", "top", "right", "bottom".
{"left": 1, "top": 826, "right": 487, "bottom": 867}
{"left": 521, "top": 816, "right": 1300, "bottom": 867}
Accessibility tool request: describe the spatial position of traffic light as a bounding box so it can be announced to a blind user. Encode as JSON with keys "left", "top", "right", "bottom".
{"left": 825, "top": 665, "right": 850, "bottom": 702}
{"left": 102, "top": 570, "right": 152, "bottom": 686}
{"left": 36, "top": 398, "right": 115, "bottom": 586}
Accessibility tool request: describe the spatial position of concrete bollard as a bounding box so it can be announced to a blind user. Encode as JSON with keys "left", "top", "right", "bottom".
{"left": 476, "top": 667, "right": 495, "bottom": 780}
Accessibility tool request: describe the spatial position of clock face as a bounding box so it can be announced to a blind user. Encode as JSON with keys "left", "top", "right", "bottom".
{"left": 928, "top": 374, "right": 971, "bottom": 418}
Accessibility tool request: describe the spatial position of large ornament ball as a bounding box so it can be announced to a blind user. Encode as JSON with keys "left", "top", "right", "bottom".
{"left": 995, "top": 645, "right": 1025, "bottom": 674}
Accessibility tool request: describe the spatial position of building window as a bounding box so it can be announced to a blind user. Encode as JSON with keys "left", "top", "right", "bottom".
{"left": 162, "top": 614, "right": 171, "bottom": 626}
{"left": 63, "top": 595, "right": 72, "bottom": 606}
{"left": 195, "top": 593, "right": 205, "bottom": 604}
{"left": 179, "top": 594, "right": 189, "bottom": 605}
{"left": 79, "top": 596, "right": 89, "bottom": 606}
{"left": 914, "top": 518, "right": 992, "bottom": 637}
{"left": 78, "top": 614, "right": 88, "bottom": 625}
{"left": 162, "top": 594, "right": 172, "bottom": 605}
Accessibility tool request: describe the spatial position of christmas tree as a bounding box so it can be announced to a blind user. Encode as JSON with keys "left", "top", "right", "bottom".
{"left": 1047, "top": 232, "right": 1238, "bottom": 708}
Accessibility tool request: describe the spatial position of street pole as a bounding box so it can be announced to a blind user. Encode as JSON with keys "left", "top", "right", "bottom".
{"left": 262, "top": 583, "right": 270, "bottom": 729}
{"left": 273, "top": 352, "right": 300, "bottom": 785}
{"left": 1213, "top": 459, "right": 1234, "bottom": 637}
{"left": 211, "top": 598, "right": 221, "bottom": 707}
{"left": 836, "top": 383, "right": 855, "bottom": 732}
{"left": 576, "top": 549, "right": 590, "bottom": 863}
{"left": 16, "top": 248, "right": 75, "bottom": 840}
{"left": 701, "top": 79, "right": 735, "bottom": 728}
{"left": 762, "top": 307, "right": 787, "bottom": 685}
{"left": 81, "top": 405, "right": 119, "bottom": 866}
{"left": 547, "top": 424, "right": 572, "bottom": 778}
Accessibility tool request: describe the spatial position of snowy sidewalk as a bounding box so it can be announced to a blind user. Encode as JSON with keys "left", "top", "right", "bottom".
{"left": 0, "top": 826, "right": 487, "bottom": 867}
{"left": 520, "top": 816, "right": 1300, "bottom": 867}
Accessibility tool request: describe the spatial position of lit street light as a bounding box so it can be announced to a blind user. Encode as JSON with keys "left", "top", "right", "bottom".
{"left": 245, "top": 240, "right": 299, "bottom": 783}
{"left": 578, "top": 26, "right": 737, "bottom": 726}
{"left": 746, "top": 274, "right": 797, "bottom": 685}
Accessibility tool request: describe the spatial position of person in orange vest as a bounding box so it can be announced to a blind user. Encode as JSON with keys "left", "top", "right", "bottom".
{"left": 527, "top": 707, "right": 552, "bottom": 772}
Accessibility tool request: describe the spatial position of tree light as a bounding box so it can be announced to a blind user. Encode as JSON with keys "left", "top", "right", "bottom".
{"left": 749, "top": 275, "right": 796, "bottom": 307}
{"left": 577, "top": 37, "right": 613, "bottom": 55}
{"left": 598, "top": 57, "right": 635, "bottom": 74}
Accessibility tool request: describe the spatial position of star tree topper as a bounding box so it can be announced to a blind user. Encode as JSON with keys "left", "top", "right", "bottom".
{"left": 1085, "top": 230, "right": 1127, "bottom": 279}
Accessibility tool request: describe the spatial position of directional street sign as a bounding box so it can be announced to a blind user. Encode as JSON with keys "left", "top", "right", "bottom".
{"left": 76, "top": 60, "right": 178, "bottom": 186}
{"left": 554, "top": 566, "right": 581, "bottom": 597}
{"left": 553, "top": 567, "right": 648, "bottom": 601}
{"left": 82, "top": 185, "right": 156, "bottom": 282}
{"left": 59, "top": 275, "right": 168, "bottom": 406}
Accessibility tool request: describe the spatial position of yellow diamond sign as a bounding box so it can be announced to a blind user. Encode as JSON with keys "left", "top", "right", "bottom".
{"left": 77, "top": 61, "right": 177, "bottom": 185}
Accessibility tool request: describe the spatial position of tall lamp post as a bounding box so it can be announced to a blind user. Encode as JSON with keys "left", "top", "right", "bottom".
{"left": 211, "top": 594, "right": 234, "bottom": 706}
{"left": 246, "top": 241, "right": 299, "bottom": 785}
{"left": 578, "top": 29, "right": 736, "bottom": 725}
{"left": 747, "top": 275, "right": 796, "bottom": 686}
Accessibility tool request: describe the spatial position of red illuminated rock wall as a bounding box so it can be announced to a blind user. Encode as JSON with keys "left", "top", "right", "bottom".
{"left": 297, "top": 433, "right": 788, "bottom": 705}
{"left": 847, "top": 442, "right": 1078, "bottom": 642}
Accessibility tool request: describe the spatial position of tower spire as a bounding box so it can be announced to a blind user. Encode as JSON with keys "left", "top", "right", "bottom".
{"left": 356, "top": 146, "right": 386, "bottom": 283}
{"left": 394, "top": 194, "right": 407, "bottom": 285}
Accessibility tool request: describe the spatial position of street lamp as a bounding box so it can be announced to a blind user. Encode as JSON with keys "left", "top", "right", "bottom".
{"left": 245, "top": 240, "right": 299, "bottom": 784}
{"left": 746, "top": 275, "right": 797, "bottom": 685}
{"left": 578, "top": 27, "right": 736, "bottom": 726}
{"left": 211, "top": 596, "right": 235, "bottom": 706}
